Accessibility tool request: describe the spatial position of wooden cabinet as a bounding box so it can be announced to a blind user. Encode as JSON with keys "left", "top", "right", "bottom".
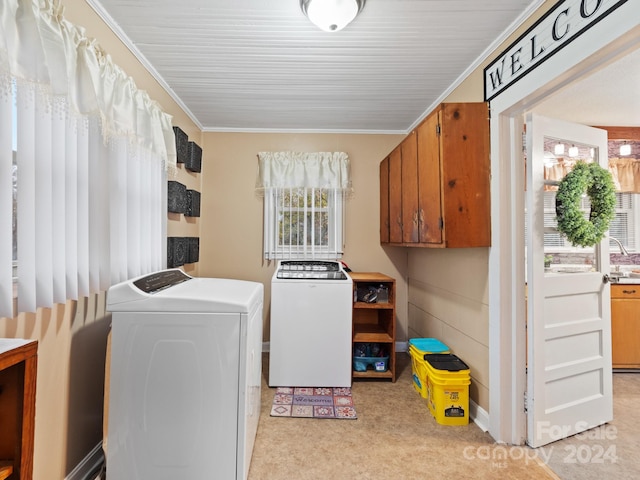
{"left": 380, "top": 102, "right": 490, "bottom": 248}
{"left": 389, "top": 145, "right": 403, "bottom": 243}
{"left": 379, "top": 156, "right": 390, "bottom": 243}
{"left": 611, "top": 285, "right": 640, "bottom": 369}
{"left": 351, "top": 272, "right": 396, "bottom": 382}
{"left": 0, "top": 339, "right": 37, "bottom": 480}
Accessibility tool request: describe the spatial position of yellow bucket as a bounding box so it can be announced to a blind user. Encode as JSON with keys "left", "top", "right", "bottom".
{"left": 408, "top": 338, "right": 449, "bottom": 398}
{"left": 424, "top": 354, "right": 470, "bottom": 426}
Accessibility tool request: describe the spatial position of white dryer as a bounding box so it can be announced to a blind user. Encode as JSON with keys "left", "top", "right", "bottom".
{"left": 106, "top": 269, "right": 263, "bottom": 480}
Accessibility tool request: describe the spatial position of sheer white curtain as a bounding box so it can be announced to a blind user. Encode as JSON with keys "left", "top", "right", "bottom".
{"left": 256, "top": 152, "right": 351, "bottom": 260}
{"left": 0, "top": 0, "right": 176, "bottom": 317}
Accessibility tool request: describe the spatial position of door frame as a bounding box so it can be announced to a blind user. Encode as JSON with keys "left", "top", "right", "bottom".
{"left": 487, "top": 5, "right": 640, "bottom": 444}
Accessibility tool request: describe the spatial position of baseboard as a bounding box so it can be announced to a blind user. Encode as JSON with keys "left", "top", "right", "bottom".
{"left": 470, "top": 400, "right": 489, "bottom": 432}
{"left": 65, "top": 442, "right": 104, "bottom": 480}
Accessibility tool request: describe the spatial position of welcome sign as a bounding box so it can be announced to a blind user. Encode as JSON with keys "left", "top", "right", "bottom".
{"left": 484, "top": 0, "right": 628, "bottom": 101}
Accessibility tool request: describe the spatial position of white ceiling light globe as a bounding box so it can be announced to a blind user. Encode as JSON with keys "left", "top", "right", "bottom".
{"left": 303, "top": 0, "right": 362, "bottom": 32}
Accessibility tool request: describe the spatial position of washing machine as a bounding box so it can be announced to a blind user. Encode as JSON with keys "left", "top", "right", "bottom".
{"left": 269, "top": 260, "right": 352, "bottom": 387}
{"left": 105, "top": 269, "right": 263, "bottom": 480}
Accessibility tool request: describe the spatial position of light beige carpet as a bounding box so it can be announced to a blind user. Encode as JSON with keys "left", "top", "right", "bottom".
{"left": 248, "top": 353, "right": 559, "bottom": 480}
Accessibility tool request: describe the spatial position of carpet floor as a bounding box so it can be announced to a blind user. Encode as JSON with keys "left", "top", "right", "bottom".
{"left": 248, "top": 353, "right": 559, "bottom": 480}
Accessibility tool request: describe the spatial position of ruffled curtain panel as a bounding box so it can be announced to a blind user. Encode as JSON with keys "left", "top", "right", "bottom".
{"left": 0, "top": 0, "right": 176, "bottom": 317}
{"left": 256, "top": 151, "right": 351, "bottom": 192}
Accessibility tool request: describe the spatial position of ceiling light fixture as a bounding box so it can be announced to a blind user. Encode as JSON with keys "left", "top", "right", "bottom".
{"left": 568, "top": 144, "right": 579, "bottom": 158}
{"left": 300, "top": 0, "right": 365, "bottom": 32}
{"left": 554, "top": 142, "right": 565, "bottom": 155}
{"left": 620, "top": 141, "right": 632, "bottom": 156}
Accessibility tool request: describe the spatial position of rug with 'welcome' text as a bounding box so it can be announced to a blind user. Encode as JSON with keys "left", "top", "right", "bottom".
{"left": 270, "top": 387, "right": 357, "bottom": 419}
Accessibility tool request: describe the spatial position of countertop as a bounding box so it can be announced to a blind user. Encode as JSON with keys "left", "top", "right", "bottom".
{"left": 545, "top": 265, "right": 640, "bottom": 284}
{"left": 0, "top": 338, "right": 35, "bottom": 356}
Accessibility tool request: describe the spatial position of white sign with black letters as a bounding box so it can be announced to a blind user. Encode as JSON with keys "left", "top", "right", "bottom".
{"left": 484, "top": 0, "right": 628, "bottom": 101}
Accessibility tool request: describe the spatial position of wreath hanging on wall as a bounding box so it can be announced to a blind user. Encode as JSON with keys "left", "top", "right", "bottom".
{"left": 555, "top": 161, "right": 616, "bottom": 248}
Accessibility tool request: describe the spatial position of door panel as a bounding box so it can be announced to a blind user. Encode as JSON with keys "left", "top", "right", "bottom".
{"left": 380, "top": 157, "right": 390, "bottom": 243}
{"left": 416, "top": 109, "right": 443, "bottom": 244}
{"left": 401, "top": 131, "right": 419, "bottom": 243}
{"left": 388, "top": 146, "right": 403, "bottom": 243}
{"left": 526, "top": 114, "right": 613, "bottom": 448}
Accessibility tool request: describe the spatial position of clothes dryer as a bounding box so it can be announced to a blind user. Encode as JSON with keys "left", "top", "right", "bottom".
{"left": 106, "top": 269, "right": 263, "bottom": 480}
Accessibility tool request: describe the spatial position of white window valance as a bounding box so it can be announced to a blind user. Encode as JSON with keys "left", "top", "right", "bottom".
{"left": 256, "top": 151, "right": 351, "bottom": 193}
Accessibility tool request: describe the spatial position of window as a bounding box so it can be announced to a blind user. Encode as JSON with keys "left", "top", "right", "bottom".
{"left": 264, "top": 187, "right": 344, "bottom": 260}
{"left": 543, "top": 190, "right": 638, "bottom": 252}
{"left": 256, "top": 151, "right": 351, "bottom": 261}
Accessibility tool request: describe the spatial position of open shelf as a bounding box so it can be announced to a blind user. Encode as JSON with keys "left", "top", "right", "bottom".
{"left": 0, "top": 462, "right": 13, "bottom": 480}
{"left": 350, "top": 272, "right": 396, "bottom": 382}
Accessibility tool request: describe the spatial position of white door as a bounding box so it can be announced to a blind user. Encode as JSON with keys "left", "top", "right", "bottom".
{"left": 525, "top": 114, "right": 613, "bottom": 448}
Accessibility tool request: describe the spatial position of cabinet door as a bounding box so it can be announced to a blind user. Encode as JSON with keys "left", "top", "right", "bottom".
{"left": 440, "top": 103, "right": 490, "bottom": 247}
{"left": 416, "top": 109, "right": 443, "bottom": 244}
{"left": 401, "top": 131, "right": 419, "bottom": 243}
{"left": 611, "top": 286, "right": 640, "bottom": 368}
{"left": 379, "top": 157, "right": 390, "bottom": 243}
{"left": 388, "top": 146, "right": 403, "bottom": 243}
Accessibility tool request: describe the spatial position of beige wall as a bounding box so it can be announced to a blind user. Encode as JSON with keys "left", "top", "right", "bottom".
{"left": 197, "top": 132, "right": 407, "bottom": 341}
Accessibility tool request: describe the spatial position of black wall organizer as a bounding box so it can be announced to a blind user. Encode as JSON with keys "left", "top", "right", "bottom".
{"left": 186, "top": 141, "right": 202, "bottom": 173}
{"left": 186, "top": 190, "right": 201, "bottom": 217}
{"left": 188, "top": 237, "right": 200, "bottom": 263}
{"left": 167, "top": 236, "right": 200, "bottom": 267}
{"left": 167, "top": 237, "right": 189, "bottom": 267}
{"left": 173, "top": 126, "right": 189, "bottom": 164}
{"left": 167, "top": 181, "right": 188, "bottom": 213}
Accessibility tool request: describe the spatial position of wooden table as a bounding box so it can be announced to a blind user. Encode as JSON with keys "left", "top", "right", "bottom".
{"left": 0, "top": 339, "right": 38, "bottom": 480}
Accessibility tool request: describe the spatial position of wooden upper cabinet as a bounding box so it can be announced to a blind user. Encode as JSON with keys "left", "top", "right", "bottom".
{"left": 401, "top": 131, "right": 419, "bottom": 243}
{"left": 438, "top": 102, "right": 491, "bottom": 247}
{"left": 388, "top": 145, "right": 403, "bottom": 243}
{"left": 379, "top": 157, "right": 390, "bottom": 243}
{"left": 379, "top": 102, "right": 491, "bottom": 248}
{"left": 416, "top": 109, "right": 443, "bottom": 244}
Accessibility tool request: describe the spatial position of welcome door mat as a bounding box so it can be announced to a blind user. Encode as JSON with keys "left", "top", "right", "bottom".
{"left": 270, "top": 387, "right": 357, "bottom": 419}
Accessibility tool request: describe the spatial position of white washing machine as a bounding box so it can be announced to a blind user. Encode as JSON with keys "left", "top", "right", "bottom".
{"left": 106, "top": 269, "right": 263, "bottom": 480}
{"left": 269, "top": 260, "right": 352, "bottom": 387}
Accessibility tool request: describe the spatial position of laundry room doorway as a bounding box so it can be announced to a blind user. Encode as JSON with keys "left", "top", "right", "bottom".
{"left": 486, "top": 3, "right": 640, "bottom": 447}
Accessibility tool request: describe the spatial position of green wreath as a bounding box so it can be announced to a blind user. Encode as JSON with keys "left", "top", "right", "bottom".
{"left": 555, "top": 161, "right": 616, "bottom": 248}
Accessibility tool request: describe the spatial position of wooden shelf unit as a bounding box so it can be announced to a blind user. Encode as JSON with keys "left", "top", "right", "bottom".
{"left": 0, "top": 462, "right": 13, "bottom": 480}
{"left": 0, "top": 339, "right": 38, "bottom": 480}
{"left": 351, "top": 272, "right": 396, "bottom": 381}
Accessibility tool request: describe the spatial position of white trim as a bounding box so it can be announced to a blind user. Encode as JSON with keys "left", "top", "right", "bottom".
{"left": 64, "top": 442, "right": 104, "bottom": 480}
{"left": 470, "top": 400, "right": 490, "bottom": 432}
{"left": 489, "top": 2, "right": 640, "bottom": 445}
